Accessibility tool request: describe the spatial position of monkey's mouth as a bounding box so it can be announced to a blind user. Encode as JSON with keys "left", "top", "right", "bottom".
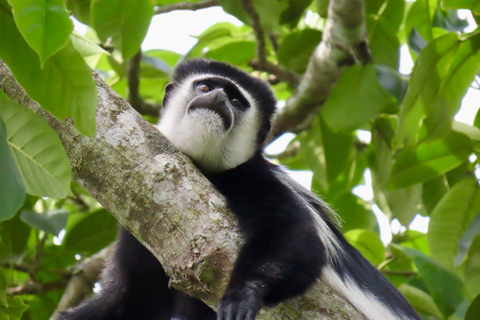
{"left": 187, "top": 92, "right": 233, "bottom": 131}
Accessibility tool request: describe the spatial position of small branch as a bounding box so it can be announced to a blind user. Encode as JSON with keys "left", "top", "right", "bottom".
{"left": 266, "top": 140, "right": 300, "bottom": 160}
{"left": 155, "top": 0, "right": 219, "bottom": 15}
{"left": 241, "top": 0, "right": 300, "bottom": 87}
{"left": 270, "top": 0, "right": 372, "bottom": 140}
{"left": 126, "top": 51, "right": 161, "bottom": 117}
{"left": 0, "top": 263, "right": 29, "bottom": 274}
{"left": 7, "top": 279, "right": 68, "bottom": 296}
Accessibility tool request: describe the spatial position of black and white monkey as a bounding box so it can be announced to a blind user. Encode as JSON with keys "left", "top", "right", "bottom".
{"left": 61, "top": 59, "right": 420, "bottom": 320}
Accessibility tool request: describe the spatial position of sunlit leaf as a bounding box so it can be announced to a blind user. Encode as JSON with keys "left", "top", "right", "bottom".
{"left": 0, "top": 100, "right": 72, "bottom": 198}
{"left": 398, "top": 283, "right": 442, "bottom": 318}
{"left": 442, "top": 0, "right": 480, "bottom": 15}
{"left": 330, "top": 193, "right": 378, "bottom": 233}
{"left": 0, "top": 11, "right": 97, "bottom": 136}
{"left": 322, "top": 65, "right": 395, "bottom": 132}
{"left": 205, "top": 41, "right": 255, "bottom": 66}
{"left": 0, "top": 114, "right": 25, "bottom": 222}
{"left": 394, "top": 245, "right": 464, "bottom": 318}
{"left": 428, "top": 179, "right": 480, "bottom": 270}
{"left": 64, "top": 209, "right": 117, "bottom": 254}
{"left": 0, "top": 296, "right": 28, "bottom": 319}
{"left": 92, "top": 0, "right": 154, "bottom": 60}
{"left": 8, "top": 0, "right": 73, "bottom": 66}
{"left": 20, "top": 209, "right": 69, "bottom": 236}
{"left": 390, "top": 131, "right": 472, "bottom": 189}
{"left": 345, "top": 229, "right": 385, "bottom": 265}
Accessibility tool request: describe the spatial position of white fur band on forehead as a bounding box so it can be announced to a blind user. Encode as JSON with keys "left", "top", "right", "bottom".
{"left": 178, "top": 73, "right": 259, "bottom": 108}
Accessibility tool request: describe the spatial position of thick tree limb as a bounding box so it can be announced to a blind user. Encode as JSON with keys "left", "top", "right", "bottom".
{"left": 271, "top": 0, "right": 372, "bottom": 139}
{"left": 0, "top": 60, "right": 365, "bottom": 319}
{"left": 155, "top": 0, "right": 219, "bottom": 15}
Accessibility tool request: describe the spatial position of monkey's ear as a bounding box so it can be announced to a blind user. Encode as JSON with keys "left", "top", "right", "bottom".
{"left": 162, "top": 83, "right": 176, "bottom": 108}
{"left": 165, "top": 82, "right": 175, "bottom": 93}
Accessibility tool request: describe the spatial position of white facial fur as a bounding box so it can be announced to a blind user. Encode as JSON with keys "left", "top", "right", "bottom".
{"left": 158, "top": 74, "right": 260, "bottom": 173}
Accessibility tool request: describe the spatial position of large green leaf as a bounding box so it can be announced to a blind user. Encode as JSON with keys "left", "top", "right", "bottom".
{"left": 20, "top": 209, "right": 69, "bottom": 236}
{"left": 395, "top": 245, "right": 464, "bottom": 318}
{"left": 92, "top": 0, "right": 153, "bottom": 60}
{"left": 0, "top": 296, "right": 28, "bottom": 319}
{"left": 366, "top": 7, "right": 402, "bottom": 69}
{"left": 277, "top": 29, "right": 322, "bottom": 73}
{"left": 0, "top": 268, "right": 6, "bottom": 306}
{"left": 368, "top": 117, "right": 422, "bottom": 224}
{"left": 8, "top": 0, "right": 73, "bottom": 66}
{"left": 345, "top": 229, "right": 385, "bottom": 265}
{"left": 321, "top": 64, "right": 395, "bottom": 132}
{"left": 205, "top": 41, "right": 256, "bottom": 66}
{"left": 465, "top": 236, "right": 480, "bottom": 300}
{"left": 0, "top": 213, "right": 31, "bottom": 263}
{"left": 0, "top": 100, "right": 72, "bottom": 199}
{"left": 0, "top": 10, "right": 97, "bottom": 137}
{"left": 442, "top": 0, "right": 480, "bottom": 15}
{"left": 393, "top": 32, "right": 480, "bottom": 149}
{"left": 465, "top": 294, "right": 480, "bottom": 320}
{"left": 330, "top": 193, "right": 378, "bottom": 233}
{"left": 390, "top": 131, "right": 472, "bottom": 189}
{"left": 428, "top": 179, "right": 480, "bottom": 270}
{"left": 64, "top": 209, "right": 117, "bottom": 254}
{"left": 66, "top": 0, "right": 91, "bottom": 25}
{"left": 398, "top": 283, "right": 443, "bottom": 318}
{"left": 0, "top": 114, "right": 25, "bottom": 222}
{"left": 279, "top": 0, "right": 313, "bottom": 26}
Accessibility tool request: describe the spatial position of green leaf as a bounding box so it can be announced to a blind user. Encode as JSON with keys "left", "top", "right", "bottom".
{"left": 394, "top": 245, "right": 464, "bottom": 318}
{"left": 405, "top": 0, "right": 437, "bottom": 46}
{"left": 184, "top": 22, "right": 239, "bottom": 59}
{"left": 375, "top": 65, "right": 408, "bottom": 105}
{"left": 345, "top": 229, "right": 385, "bottom": 265}
{"left": 64, "top": 209, "right": 117, "bottom": 254}
{"left": 0, "top": 114, "right": 25, "bottom": 222}
{"left": 394, "top": 32, "right": 480, "bottom": 149}
{"left": 277, "top": 29, "right": 322, "bottom": 73}
{"left": 0, "top": 11, "right": 97, "bottom": 137}
{"left": 20, "top": 209, "right": 69, "bottom": 236}
{"left": 0, "top": 213, "right": 31, "bottom": 263}
{"left": 279, "top": 0, "right": 313, "bottom": 27}
{"left": 366, "top": 15, "right": 401, "bottom": 69}
{"left": 390, "top": 131, "right": 472, "bottom": 189}
{"left": 398, "top": 283, "right": 443, "bottom": 318}
{"left": 70, "top": 31, "right": 109, "bottom": 58}
{"left": 330, "top": 193, "right": 378, "bottom": 233}
{"left": 92, "top": 0, "right": 154, "bottom": 60}
{"left": 442, "top": 0, "right": 480, "bottom": 15}
{"left": 205, "top": 41, "right": 256, "bottom": 66}
{"left": 0, "top": 268, "right": 6, "bottom": 306}
{"left": 428, "top": 179, "right": 480, "bottom": 270}
{"left": 8, "top": 0, "right": 73, "bottom": 66}
{"left": 321, "top": 65, "right": 395, "bottom": 132}
{"left": 422, "top": 175, "right": 448, "bottom": 215}
{"left": 0, "top": 296, "right": 28, "bottom": 319}
{"left": 453, "top": 121, "right": 480, "bottom": 141}
{"left": 66, "top": 0, "right": 91, "bottom": 25}
{"left": 465, "top": 293, "right": 480, "bottom": 320}
{"left": 0, "top": 100, "right": 72, "bottom": 199}
{"left": 464, "top": 235, "right": 480, "bottom": 299}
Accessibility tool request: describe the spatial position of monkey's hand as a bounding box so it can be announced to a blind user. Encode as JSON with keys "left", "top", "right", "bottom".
{"left": 217, "top": 282, "right": 264, "bottom": 320}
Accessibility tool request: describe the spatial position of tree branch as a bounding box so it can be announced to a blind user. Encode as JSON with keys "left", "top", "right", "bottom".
{"left": 1, "top": 57, "right": 365, "bottom": 318}
{"left": 155, "top": 0, "right": 219, "bottom": 15}
{"left": 241, "top": 0, "right": 300, "bottom": 87}
{"left": 271, "top": 0, "right": 372, "bottom": 140}
{"left": 7, "top": 279, "right": 69, "bottom": 296}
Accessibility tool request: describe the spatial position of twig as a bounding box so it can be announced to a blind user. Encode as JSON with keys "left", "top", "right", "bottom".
{"left": 380, "top": 270, "right": 417, "bottom": 276}
{"left": 7, "top": 279, "right": 69, "bottom": 296}
{"left": 241, "top": 0, "right": 300, "bottom": 87}
{"left": 155, "top": 0, "right": 219, "bottom": 15}
{"left": 126, "top": 51, "right": 161, "bottom": 117}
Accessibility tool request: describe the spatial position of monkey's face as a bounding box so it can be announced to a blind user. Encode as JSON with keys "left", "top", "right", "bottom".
{"left": 158, "top": 75, "right": 259, "bottom": 173}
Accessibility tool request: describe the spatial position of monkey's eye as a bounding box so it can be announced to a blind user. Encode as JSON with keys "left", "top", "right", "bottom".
{"left": 231, "top": 98, "right": 242, "bottom": 107}
{"left": 197, "top": 83, "right": 211, "bottom": 92}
